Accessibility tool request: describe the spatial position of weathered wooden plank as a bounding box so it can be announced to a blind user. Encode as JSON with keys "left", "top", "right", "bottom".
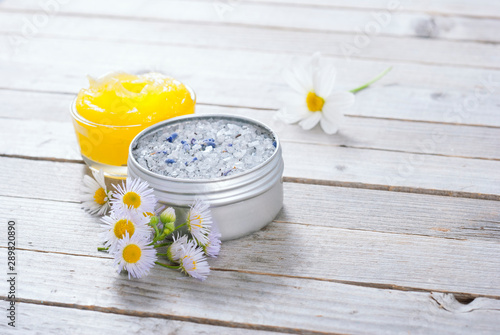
{"left": 1, "top": 33, "right": 500, "bottom": 125}
{"left": 216, "top": 0, "right": 500, "bottom": 19}
{"left": 283, "top": 143, "right": 500, "bottom": 198}
{"left": 2, "top": 99, "right": 500, "bottom": 160}
{"left": 1, "top": 249, "right": 500, "bottom": 334}
{"left": 0, "top": 90, "right": 74, "bottom": 122}
{"left": 2, "top": 180, "right": 499, "bottom": 258}
{"left": 1, "top": 3, "right": 500, "bottom": 43}
{"left": 0, "top": 158, "right": 85, "bottom": 202}
{"left": 1, "top": 178, "right": 500, "bottom": 296}
{"left": 1, "top": 118, "right": 500, "bottom": 198}
{"left": 0, "top": 301, "right": 277, "bottom": 335}
{"left": 1, "top": 37, "right": 500, "bottom": 126}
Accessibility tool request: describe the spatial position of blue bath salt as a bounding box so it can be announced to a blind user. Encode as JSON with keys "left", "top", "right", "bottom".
{"left": 166, "top": 132, "right": 178, "bottom": 142}
{"left": 133, "top": 118, "right": 276, "bottom": 179}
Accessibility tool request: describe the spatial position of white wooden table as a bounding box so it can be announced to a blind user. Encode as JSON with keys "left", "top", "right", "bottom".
{"left": 1, "top": 0, "right": 500, "bottom": 333}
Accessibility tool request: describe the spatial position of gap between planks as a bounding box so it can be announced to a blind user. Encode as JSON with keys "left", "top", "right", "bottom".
{"left": 283, "top": 177, "right": 500, "bottom": 201}
{"left": 0, "top": 154, "right": 498, "bottom": 201}
{"left": 1, "top": 246, "right": 497, "bottom": 302}
{"left": 1, "top": 3, "right": 500, "bottom": 45}
{"left": 3, "top": 86, "right": 500, "bottom": 130}
{"left": 0, "top": 297, "right": 332, "bottom": 335}
{"left": 185, "top": 0, "right": 500, "bottom": 20}
{"left": 1, "top": 29, "right": 499, "bottom": 71}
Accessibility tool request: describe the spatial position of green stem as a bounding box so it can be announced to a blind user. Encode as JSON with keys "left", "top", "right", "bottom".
{"left": 97, "top": 247, "right": 108, "bottom": 252}
{"left": 156, "top": 253, "right": 169, "bottom": 257}
{"left": 349, "top": 66, "right": 392, "bottom": 94}
{"left": 154, "top": 241, "right": 173, "bottom": 249}
{"left": 174, "top": 222, "right": 187, "bottom": 231}
{"left": 155, "top": 261, "right": 179, "bottom": 270}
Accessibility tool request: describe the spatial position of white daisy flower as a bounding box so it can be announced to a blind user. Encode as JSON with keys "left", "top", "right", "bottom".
{"left": 276, "top": 52, "right": 355, "bottom": 134}
{"left": 101, "top": 212, "right": 152, "bottom": 252}
{"left": 178, "top": 240, "right": 210, "bottom": 281}
{"left": 111, "top": 178, "right": 157, "bottom": 216}
{"left": 186, "top": 199, "right": 212, "bottom": 246}
{"left": 166, "top": 234, "right": 189, "bottom": 263}
{"left": 112, "top": 233, "right": 157, "bottom": 279}
{"left": 203, "top": 227, "right": 221, "bottom": 258}
{"left": 81, "top": 170, "right": 112, "bottom": 215}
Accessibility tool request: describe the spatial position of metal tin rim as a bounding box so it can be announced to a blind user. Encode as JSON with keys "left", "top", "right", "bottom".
{"left": 128, "top": 113, "right": 282, "bottom": 184}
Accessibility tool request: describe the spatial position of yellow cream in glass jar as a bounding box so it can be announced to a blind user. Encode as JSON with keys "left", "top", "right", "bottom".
{"left": 71, "top": 72, "right": 195, "bottom": 178}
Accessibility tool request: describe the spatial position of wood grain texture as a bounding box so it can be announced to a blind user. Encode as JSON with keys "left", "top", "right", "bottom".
{"left": 1, "top": 36, "right": 500, "bottom": 125}
{"left": 200, "top": 0, "right": 500, "bottom": 19}
{"left": 1, "top": 181, "right": 499, "bottom": 296}
{"left": 2, "top": 1, "right": 500, "bottom": 43}
{"left": 0, "top": 0, "right": 499, "bottom": 333}
{"left": 0, "top": 301, "right": 278, "bottom": 335}
{"left": 1, "top": 122, "right": 500, "bottom": 199}
{"left": 2, "top": 98, "right": 500, "bottom": 160}
{"left": 5, "top": 20, "right": 500, "bottom": 72}
{"left": 1, "top": 250, "right": 500, "bottom": 334}
{"left": 2, "top": 182, "right": 499, "bottom": 257}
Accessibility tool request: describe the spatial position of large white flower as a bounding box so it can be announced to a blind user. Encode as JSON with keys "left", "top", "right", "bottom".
{"left": 276, "top": 52, "right": 355, "bottom": 134}
{"left": 112, "top": 233, "right": 157, "bottom": 279}
{"left": 81, "top": 170, "right": 112, "bottom": 215}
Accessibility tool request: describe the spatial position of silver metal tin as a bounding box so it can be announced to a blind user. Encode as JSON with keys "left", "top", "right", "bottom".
{"left": 127, "top": 114, "right": 284, "bottom": 241}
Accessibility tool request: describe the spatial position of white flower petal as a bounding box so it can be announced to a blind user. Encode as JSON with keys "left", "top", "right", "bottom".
{"left": 275, "top": 103, "right": 309, "bottom": 124}
{"left": 187, "top": 199, "right": 212, "bottom": 246}
{"left": 101, "top": 212, "right": 152, "bottom": 253}
{"left": 282, "top": 67, "right": 309, "bottom": 94}
{"left": 299, "top": 112, "right": 322, "bottom": 130}
{"left": 112, "top": 233, "right": 157, "bottom": 279}
{"left": 83, "top": 175, "right": 100, "bottom": 190}
{"left": 324, "top": 91, "right": 355, "bottom": 110}
{"left": 322, "top": 104, "right": 346, "bottom": 123}
{"left": 310, "top": 52, "right": 322, "bottom": 71}
{"left": 91, "top": 169, "right": 107, "bottom": 189}
{"left": 178, "top": 241, "right": 210, "bottom": 281}
{"left": 111, "top": 177, "right": 157, "bottom": 216}
{"left": 314, "top": 65, "right": 337, "bottom": 98}
{"left": 320, "top": 117, "right": 341, "bottom": 135}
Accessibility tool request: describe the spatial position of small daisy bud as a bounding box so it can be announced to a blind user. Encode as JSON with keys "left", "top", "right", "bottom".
{"left": 149, "top": 215, "right": 159, "bottom": 226}
{"left": 166, "top": 245, "right": 176, "bottom": 263}
{"left": 162, "top": 221, "right": 175, "bottom": 236}
{"left": 160, "top": 207, "right": 176, "bottom": 225}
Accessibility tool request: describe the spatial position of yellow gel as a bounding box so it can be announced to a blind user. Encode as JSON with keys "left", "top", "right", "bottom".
{"left": 73, "top": 72, "right": 195, "bottom": 166}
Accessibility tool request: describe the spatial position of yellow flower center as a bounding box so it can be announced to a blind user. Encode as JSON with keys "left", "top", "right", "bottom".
{"left": 113, "top": 219, "right": 135, "bottom": 239}
{"left": 123, "top": 191, "right": 141, "bottom": 209}
{"left": 93, "top": 187, "right": 107, "bottom": 205}
{"left": 122, "top": 244, "right": 142, "bottom": 263}
{"left": 190, "top": 214, "right": 203, "bottom": 229}
{"left": 143, "top": 212, "right": 154, "bottom": 217}
{"left": 183, "top": 255, "right": 197, "bottom": 270}
{"left": 306, "top": 91, "right": 325, "bottom": 112}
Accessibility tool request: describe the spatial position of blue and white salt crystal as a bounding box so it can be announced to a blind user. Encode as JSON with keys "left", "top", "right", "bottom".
{"left": 132, "top": 118, "right": 276, "bottom": 179}
{"left": 166, "top": 132, "right": 178, "bottom": 143}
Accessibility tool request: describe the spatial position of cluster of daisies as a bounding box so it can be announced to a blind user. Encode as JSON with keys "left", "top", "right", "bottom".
{"left": 81, "top": 170, "right": 221, "bottom": 280}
